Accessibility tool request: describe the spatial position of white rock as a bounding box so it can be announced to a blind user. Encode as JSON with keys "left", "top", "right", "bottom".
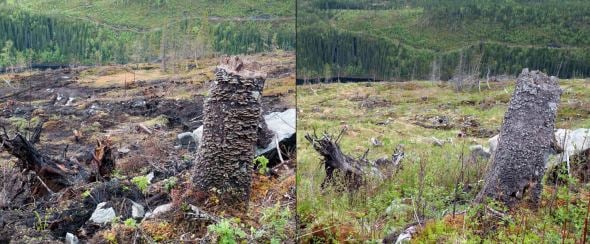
{"left": 131, "top": 200, "right": 145, "bottom": 218}
{"left": 146, "top": 172, "right": 155, "bottom": 183}
{"left": 192, "top": 126, "right": 203, "bottom": 144}
{"left": 143, "top": 203, "right": 174, "bottom": 220}
{"left": 90, "top": 202, "right": 116, "bottom": 224}
{"left": 488, "top": 134, "right": 499, "bottom": 154}
{"left": 65, "top": 97, "right": 75, "bottom": 106}
{"left": 65, "top": 232, "right": 79, "bottom": 244}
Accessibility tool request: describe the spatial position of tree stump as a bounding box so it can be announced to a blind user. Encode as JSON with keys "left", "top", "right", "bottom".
{"left": 475, "top": 69, "right": 562, "bottom": 208}
{"left": 192, "top": 57, "right": 266, "bottom": 206}
{"left": 1, "top": 130, "right": 115, "bottom": 194}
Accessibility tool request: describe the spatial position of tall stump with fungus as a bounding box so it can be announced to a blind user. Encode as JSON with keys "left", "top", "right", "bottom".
{"left": 192, "top": 57, "right": 266, "bottom": 206}
{"left": 475, "top": 69, "right": 562, "bottom": 208}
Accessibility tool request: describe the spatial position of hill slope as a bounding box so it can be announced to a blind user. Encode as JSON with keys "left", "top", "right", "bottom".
{"left": 297, "top": 0, "right": 590, "bottom": 80}
{"left": 0, "top": 0, "right": 294, "bottom": 68}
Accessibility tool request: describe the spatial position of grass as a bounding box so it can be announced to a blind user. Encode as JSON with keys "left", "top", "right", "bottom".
{"left": 296, "top": 78, "right": 590, "bottom": 242}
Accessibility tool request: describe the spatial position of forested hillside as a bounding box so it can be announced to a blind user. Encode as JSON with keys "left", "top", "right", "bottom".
{"left": 0, "top": 0, "right": 294, "bottom": 69}
{"left": 297, "top": 0, "right": 590, "bottom": 81}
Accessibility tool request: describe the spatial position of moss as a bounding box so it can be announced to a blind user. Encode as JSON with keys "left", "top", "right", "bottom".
{"left": 143, "top": 115, "right": 169, "bottom": 127}
{"left": 9, "top": 116, "right": 40, "bottom": 131}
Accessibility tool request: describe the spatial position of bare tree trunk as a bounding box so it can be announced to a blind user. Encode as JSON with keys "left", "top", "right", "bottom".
{"left": 475, "top": 69, "right": 562, "bottom": 208}
{"left": 159, "top": 26, "right": 168, "bottom": 72}
{"left": 192, "top": 57, "right": 266, "bottom": 207}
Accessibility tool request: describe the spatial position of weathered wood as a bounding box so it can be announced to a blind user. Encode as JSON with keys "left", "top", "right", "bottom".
{"left": 305, "top": 129, "right": 402, "bottom": 190}
{"left": 0, "top": 168, "right": 31, "bottom": 209}
{"left": 305, "top": 130, "right": 365, "bottom": 190}
{"left": 475, "top": 69, "right": 562, "bottom": 208}
{"left": 0, "top": 131, "right": 115, "bottom": 193}
{"left": 192, "top": 56, "right": 266, "bottom": 206}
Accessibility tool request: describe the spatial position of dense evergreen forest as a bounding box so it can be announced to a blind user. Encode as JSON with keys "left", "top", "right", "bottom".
{"left": 0, "top": 1, "right": 294, "bottom": 69}
{"left": 297, "top": 0, "right": 590, "bottom": 81}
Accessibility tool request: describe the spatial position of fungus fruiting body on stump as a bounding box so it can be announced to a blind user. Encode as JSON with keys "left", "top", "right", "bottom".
{"left": 476, "top": 69, "right": 562, "bottom": 208}
{"left": 192, "top": 57, "right": 266, "bottom": 207}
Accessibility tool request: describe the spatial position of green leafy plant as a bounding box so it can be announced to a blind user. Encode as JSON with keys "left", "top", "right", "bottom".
{"left": 163, "top": 176, "right": 178, "bottom": 192}
{"left": 124, "top": 218, "right": 137, "bottom": 228}
{"left": 111, "top": 169, "right": 123, "bottom": 179}
{"left": 253, "top": 155, "right": 270, "bottom": 175}
{"left": 207, "top": 219, "right": 247, "bottom": 244}
{"left": 259, "top": 202, "right": 291, "bottom": 243}
{"left": 131, "top": 175, "right": 150, "bottom": 193}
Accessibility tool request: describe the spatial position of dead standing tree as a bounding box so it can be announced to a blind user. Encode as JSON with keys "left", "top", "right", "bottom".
{"left": 192, "top": 57, "right": 266, "bottom": 206}
{"left": 475, "top": 69, "right": 562, "bottom": 208}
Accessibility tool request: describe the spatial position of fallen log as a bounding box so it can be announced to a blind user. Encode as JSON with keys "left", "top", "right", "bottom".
{"left": 305, "top": 129, "right": 402, "bottom": 190}
{"left": 0, "top": 129, "right": 115, "bottom": 194}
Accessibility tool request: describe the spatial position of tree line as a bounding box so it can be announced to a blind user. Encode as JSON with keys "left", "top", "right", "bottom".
{"left": 298, "top": 27, "right": 590, "bottom": 81}
{"left": 297, "top": 0, "right": 590, "bottom": 80}
{"left": 0, "top": 8, "right": 294, "bottom": 70}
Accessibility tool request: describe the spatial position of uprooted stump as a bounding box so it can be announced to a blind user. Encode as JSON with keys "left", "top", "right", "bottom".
{"left": 305, "top": 129, "right": 403, "bottom": 191}
{"left": 475, "top": 69, "right": 562, "bottom": 208}
{"left": 0, "top": 130, "right": 115, "bottom": 194}
{"left": 192, "top": 56, "right": 266, "bottom": 206}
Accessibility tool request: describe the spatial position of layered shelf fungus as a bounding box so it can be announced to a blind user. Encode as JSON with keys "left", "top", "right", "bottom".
{"left": 192, "top": 56, "right": 267, "bottom": 208}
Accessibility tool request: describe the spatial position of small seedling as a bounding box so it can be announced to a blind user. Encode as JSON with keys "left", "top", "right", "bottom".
{"left": 253, "top": 155, "right": 270, "bottom": 175}
{"left": 164, "top": 176, "right": 178, "bottom": 192}
{"left": 207, "top": 219, "right": 247, "bottom": 244}
{"left": 131, "top": 175, "right": 150, "bottom": 193}
{"left": 34, "top": 211, "right": 48, "bottom": 231}
{"left": 123, "top": 218, "right": 137, "bottom": 228}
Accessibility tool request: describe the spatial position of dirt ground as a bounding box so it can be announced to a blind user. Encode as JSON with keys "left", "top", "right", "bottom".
{"left": 0, "top": 52, "right": 296, "bottom": 243}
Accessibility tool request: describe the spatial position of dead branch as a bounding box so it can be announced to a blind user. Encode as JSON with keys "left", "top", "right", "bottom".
{"left": 137, "top": 123, "right": 152, "bottom": 134}
{"left": 305, "top": 129, "right": 399, "bottom": 191}
{"left": 0, "top": 132, "right": 115, "bottom": 193}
